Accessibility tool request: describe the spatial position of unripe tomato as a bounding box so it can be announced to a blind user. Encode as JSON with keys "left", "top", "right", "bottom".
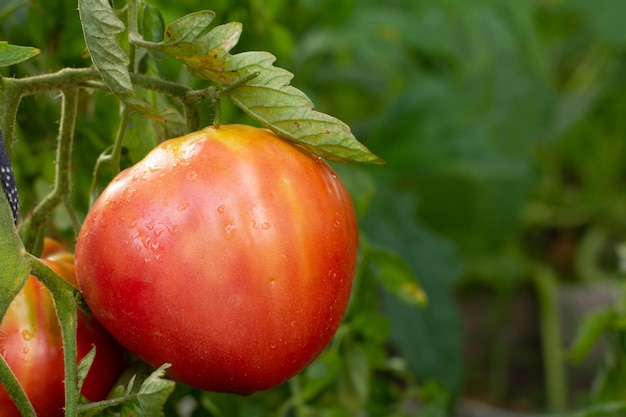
{"left": 0, "top": 238, "right": 126, "bottom": 417}
{"left": 75, "top": 124, "right": 358, "bottom": 394}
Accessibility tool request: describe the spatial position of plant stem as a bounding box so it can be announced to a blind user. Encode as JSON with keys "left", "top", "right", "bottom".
{"left": 532, "top": 263, "right": 567, "bottom": 412}
{"left": 28, "top": 255, "right": 79, "bottom": 417}
{"left": 23, "top": 87, "right": 80, "bottom": 249}
{"left": 58, "top": 87, "right": 81, "bottom": 234}
{"left": 110, "top": 105, "right": 131, "bottom": 177}
{"left": 0, "top": 81, "right": 22, "bottom": 157}
{"left": 0, "top": 356, "right": 36, "bottom": 417}
{"left": 1, "top": 68, "right": 193, "bottom": 100}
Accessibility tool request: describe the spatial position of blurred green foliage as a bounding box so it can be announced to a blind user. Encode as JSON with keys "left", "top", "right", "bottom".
{"left": 4, "top": 0, "right": 626, "bottom": 415}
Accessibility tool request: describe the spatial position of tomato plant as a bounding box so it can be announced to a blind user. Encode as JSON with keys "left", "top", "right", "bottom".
{"left": 0, "top": 238, "right": 126, "bottom": 417}
{"left": 75, "top": 124, "right": 359, "bottom": 394}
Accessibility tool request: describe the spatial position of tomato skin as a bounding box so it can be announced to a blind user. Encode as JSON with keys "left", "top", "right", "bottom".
{"left": 75, "top": 124, "right": 358, "bottom": 393}
{"left": 0, "top": 239, "right": 126, "bottom": 417}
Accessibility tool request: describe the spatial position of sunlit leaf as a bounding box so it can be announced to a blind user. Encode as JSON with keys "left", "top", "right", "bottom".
{"left": 134, "top": 13, "right": 384, "bottom": 165}
{"left": 78, "top": 0, "right": 159, "bottom": 120}
{"left": 0, "top": 42, "right": 40, "bottom": 67}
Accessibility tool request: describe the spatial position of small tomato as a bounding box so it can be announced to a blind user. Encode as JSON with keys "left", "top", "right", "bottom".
{"left": 0, "top": 238, "right": 126, "bottom": 417}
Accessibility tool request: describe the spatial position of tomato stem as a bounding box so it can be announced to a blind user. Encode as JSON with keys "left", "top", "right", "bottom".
{"left": 111, "top": 105, "right": 131, "bottom": 177}
{"left": 28, "top": 255, "right": 80, "bottom": 417}
{"left": 209, "top": 71, "right": 260, "bottom": 127}
{"left": 21, "top": 87, "right": 80, "bottom": 252}
{"left": 0, "top": 81, "right": 21, "bottom": 159}
{"left": 0, "top": 357, "right": 37, "bottom": 417}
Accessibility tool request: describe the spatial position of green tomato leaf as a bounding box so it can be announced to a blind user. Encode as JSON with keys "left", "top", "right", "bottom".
{"left": 300, "top": 349, "right": 342, "bottom": 401}
{"left": 339, "top": 341, "right": 369, "bottom": 405}
{"left": 0, "top": 42, "right": 41, "bottom": 67}
{"left": 78, "top": 0, "right": 160, "bottom": 120}
{"left": 0, "top": 193, "right": 33, "bottom": 417}
{"left": 365, "top": 244, "right": 428, "bottom": 308}
{"left": 76, "top": 362, "right": 173, "bottom": 416}
{"left": 120, "top": 364, "right": 175, "bottom": 417}
{"left": 77, "top": 345, "right": 97, "bottom": 394}
{"left": 141, "top": 3, "right": 166, "bottom": 44}
{"left": 0, "top": 190, "right": 30, "bottom": 318}
{"left": 159, "top": 10, "right": 216, "bottom": 53}
{"left": 134, "top": 13, "right": 384, "bottom": 165}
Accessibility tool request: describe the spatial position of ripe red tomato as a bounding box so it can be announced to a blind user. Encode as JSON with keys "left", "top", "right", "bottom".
{"left": 75, "top": 124, "right": 358, "bottom": 393}
{"left": 0, "top": 238, "right": 126, "bottom": 417}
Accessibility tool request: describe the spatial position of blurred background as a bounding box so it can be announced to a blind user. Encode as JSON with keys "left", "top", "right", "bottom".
{"left": 4, "top": 0, "right": 626, "bottom": 415}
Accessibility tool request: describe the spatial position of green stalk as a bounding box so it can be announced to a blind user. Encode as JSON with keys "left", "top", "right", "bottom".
{"left": 532, "top": 263, "right": 567, "bottom": 412}
{"left": 0, "top": 357, "right": 36, "bottom": 417}
{"left": 23, "top": 87, "right": 79, "bottom": 250}
{"left": 0, "top": 81, "right": 22, "bottom": 157}
{"left": 110, "top": 105, "right": 131, "bottom": 177}
{"left": 57, "top": 87, "right": 80, "bottom": 234}
{"left": 28, "top": 256, "right": 79, "bottom": 417}
{"left": 2, "top": 68, "right": 192, "bottom": 100}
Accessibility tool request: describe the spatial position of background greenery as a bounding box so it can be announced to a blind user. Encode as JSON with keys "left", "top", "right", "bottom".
{"left": 3, "top": 0, "right": 626, "bottom": 415}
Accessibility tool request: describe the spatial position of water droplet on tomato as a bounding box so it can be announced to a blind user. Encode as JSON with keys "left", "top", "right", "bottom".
{"left": 270, "top": 344, "right": 276, "bottom": 349}
{"left": 217, "top": 204, "right": 225, "bottom": 214}
{"left": 177, "top": 202, "right": 190, "bottom": 212}
{"left": 186, "top": 171, "right": 197, "bottom": 181}
{"left": 225, "top": 224, "right": 236, "bottom": 235}
{"left": 21, "top": 329, "right": 33, "bottom": 341}
{"left": 252, "top": 219, "right": 272, "bottom": 230}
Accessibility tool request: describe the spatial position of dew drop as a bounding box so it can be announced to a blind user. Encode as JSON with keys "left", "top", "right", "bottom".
{"left": 225, "top": 224, "right": 236, "bottom": 235}
{"left": 270, "top": 344, "right": 277, "bottom": 349}
{"left": 186, "top": 171, "right": 198, "bottom": 181}
{"left": 252, "top": 220, "right": 271, "bottom": 230}
{"left": 177, "top": 202, "right": 190, "bottom": 212}
{"left": 217, "top": 204, "right": 225, "bottom": 214}
{"left": 21, "top": 329, "right": 33, "bottom": 341}
{"left": 334, "top": 220, "right": 341, "bottom": 228}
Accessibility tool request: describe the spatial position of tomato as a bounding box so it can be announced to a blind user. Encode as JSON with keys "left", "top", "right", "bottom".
{"left": 0, "top": 238, "right": 126, "bottom": 417}
{"left": 75, "top": 124, "right": 358, "bottom": 394}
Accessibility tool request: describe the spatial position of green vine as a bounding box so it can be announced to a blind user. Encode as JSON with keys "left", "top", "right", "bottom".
{"left": 28, "top": 255, "right": 79, "bottom": 417}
